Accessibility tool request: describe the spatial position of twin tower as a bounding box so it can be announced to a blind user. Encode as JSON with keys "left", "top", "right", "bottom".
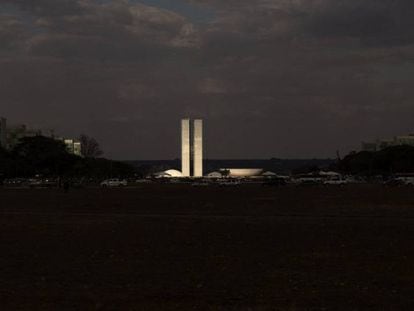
{"left": 181, "top": 119, "right": 203, "bottom": 177}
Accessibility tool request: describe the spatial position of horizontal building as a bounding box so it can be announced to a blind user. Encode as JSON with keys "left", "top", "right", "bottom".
{"left": 61, "top": 139, "right": 82, "bottom": 157}
{"left": 362, "top": 134, "right": 414, "bottom": 152}
{"left": 7, "top": 124, "right": 42, "bottom": 149}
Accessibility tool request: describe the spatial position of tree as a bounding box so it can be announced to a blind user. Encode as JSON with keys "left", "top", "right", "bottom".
{"left": 220, "top": 169, "right": 231, "bottom": 178}
{"left": 0, "top": 146, "right": 12, "bottom": 179}
{"left": 79, "top": 134, "right": 103, "bottom": 158}
{"left": 338, "top": 145, "right": 414, "bottom": 176}
{"left": 0, "top": 145, "right": 8, "bottom": 159}
{"left": 12, "top": 136, "right": 77, "bottom": 176}
{"left": 0, "top": 135, "right": 134, "bottom": 179}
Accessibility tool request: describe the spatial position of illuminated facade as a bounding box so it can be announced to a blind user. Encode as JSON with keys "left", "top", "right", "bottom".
{"left": 74, "top": 141, "right": 82, "bottom": 157}
{"left": 181, "top": 118, "right": 203, "bottom": 177}
{"left": 193, "top": 119, "right": 203, "bottom": 177}
{"left": 64, "top": 139, "right": 82, "bottom": 157}
{"left": 181, "top": 119, "right": 191, "bottom": 177}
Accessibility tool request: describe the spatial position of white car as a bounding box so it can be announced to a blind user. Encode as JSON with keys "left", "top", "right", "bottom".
{"left": 191, "top": 181, "right": 210, "bottom": 186}
{"left": 100, "top": 178, "right": 128, "bottom": 188}
{"left": 218, "top": 179, "right": 241, "bottom": 186}
{"left": 135, "top": 179, "right": 152, "bottom": 184}
{"left": 323, "top": 178, "right": 348, "bottom": 185}
{"left": 394, "top": 177, "right": 414, "bottom": 186}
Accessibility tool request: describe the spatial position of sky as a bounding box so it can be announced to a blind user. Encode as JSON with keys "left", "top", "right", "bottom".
{"left": 1, "top": 0, "right": 414, "bottom": 160}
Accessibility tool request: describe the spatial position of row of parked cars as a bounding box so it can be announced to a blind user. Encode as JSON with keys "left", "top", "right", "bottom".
{"left": 2, "top": 174, "right": 414, "bottom": 188}
{"left": 1, "top": 177, "right": 131, "bottom": 188}
{"left": 2, "top": 178, "right": 60, "bottom": 188}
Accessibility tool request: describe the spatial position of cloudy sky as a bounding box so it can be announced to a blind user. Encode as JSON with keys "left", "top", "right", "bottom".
{"left": 1, "top": 0, "right": 413, "bottom": 159}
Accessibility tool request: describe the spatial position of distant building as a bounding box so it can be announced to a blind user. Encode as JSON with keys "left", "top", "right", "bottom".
{"left": 193, "top": 119, "right": 203, "bottom": 177}
{"left": 362, "top": 134, "right": 414, "bottom": 151}
{"left": 378, "top": 139, "right": 395, "bottom": 150}
{"left": 73, "top": 141, "right": 82, "bottom": 156}
{"left": 181, "top": 119, "right": 190, "bottom": 177}
{"left": 7, "top": 124, "right": 42, "bottom": 149}
{"left": 361, "top": 142, "right": 377, "bottom": 152}
{"left": 153, "top": 169, "right": 183, "bottom": 178}
{"left": 0, "top": 117, "right": 6, "bottom": 148}
{"left": 62, "top": 139, "right": 82, "bottom": 157}
{"left": 395, "top": 135, "right": 414, "bottom": 146}
{"left": 0, "top": 117, "right": 82, "bottom": 156}
{"left": 181, "top": 118, "right": 203, "bottom": 177}
{"left": 221, "top": 168, "right": 264, "bottom": 178}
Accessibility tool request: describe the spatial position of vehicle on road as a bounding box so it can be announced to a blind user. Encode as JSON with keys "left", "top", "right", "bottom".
{"left": 323, "top": 178, "right": 348, "bottom": 185}
{"left": 3, "top": 178, "right": 28, "bottom": 187}
{"left": 100, "top": 178, "right": 128, "bottom": 188}
{"left": 218, "top": 179, "right": 241, "bottom": 186}
{"left": 191, "top": 181, "right": 210, "bottom": 187}
{"left": 135, "top": 179, "right": 153, "bottom": 184}
{"left": 28, "top": 178, "right": 58, "bottom": 188}
{"left": 384, "top": 175, "right": 414, "bottom": 186}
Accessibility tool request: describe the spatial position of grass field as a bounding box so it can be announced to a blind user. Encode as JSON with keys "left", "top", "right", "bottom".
{"left": 1, "top": 184, "right": 414, "bottom": 310}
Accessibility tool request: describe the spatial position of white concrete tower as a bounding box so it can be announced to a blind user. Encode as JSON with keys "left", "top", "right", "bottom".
{"left": 181, "top": 118, "right": 190, "bottom": 177}
{"left": 193, "top": 119, "right": 203, "bottom": 177}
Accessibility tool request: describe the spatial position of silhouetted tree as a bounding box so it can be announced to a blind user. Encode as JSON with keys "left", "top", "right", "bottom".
{"left": 79, "top": 134, "right": 103, "bottom": 158}
{"left": 0, "top": 145, "right": 8, "bottom": 159}
{"left": 0, "top": 135, "right": 135, "bottom": 180}
{"left": 220, "top": 169, "right": 231, "bottom": 178}
{"left": 12, "top": 136, "right": 78, "bottom": 176}
{"left": 0, "top": 146, "right": 12, "bottom": 179}
{"left": 292, "top": 165, "right": 320, "bottom": 175}
{"left": 338, "top": 146, "right": 414, "bottom": 176}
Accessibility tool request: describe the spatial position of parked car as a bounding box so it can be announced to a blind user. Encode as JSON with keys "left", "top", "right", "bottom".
{"left": 135, "top": 179, "right": 153, "bottom": 184}
{"left": 27, "top": 178, "right": 58, "bottom": 188}
{"left": 100, "top": 178, "right": 128, "bottom": 188}
{"left": 295, "top": 178, "right": 322, "bottom": 185}
{"left": 218, "top": 179, "right": 241, "bottom": 186}
{"left": 383, "top": 179, "right": 405, "bottom": 187}
{"left": 323, "top": 178, "right": 348, "bottom": 185}
{"left": 3, "top": 178, "right": 28, "bottom": 187}
{"left": 396, "top": 176, "right": 414, "bottom": 186}
{"left": 384, "top": 176, "right": 414, "bottom": 186}
{"left": 191, "top": 181, "right": 210, "bottom": 187}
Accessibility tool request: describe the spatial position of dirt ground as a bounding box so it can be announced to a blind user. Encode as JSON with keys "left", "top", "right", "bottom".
{"left": 1, "top": 184, "right": 414, "bottom": 310}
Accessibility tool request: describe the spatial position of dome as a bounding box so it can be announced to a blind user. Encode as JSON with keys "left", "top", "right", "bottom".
{"left": 164, "top": 169, "right": 183, "bottom": 177}
{"left": 206, "top": 171, "right": 222, "bottom": 178}
{"left": 153, "top": 169, "right": 183, "bottom": 178}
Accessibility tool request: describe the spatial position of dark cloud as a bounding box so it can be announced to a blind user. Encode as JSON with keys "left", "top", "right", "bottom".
{"left": 0, "top": 0, "right": 84, "bottom": 17}
{"left": 0, "top": 0, "right": 413, "bottom": 159}
{"left": 0, "top": 14, "right": 28, "bottom": 51}
{"left": 301, "top": 0, "right": 414, "bottom": 46}
{"left": 191, "top": 0, "right": 414, "bottom": 46}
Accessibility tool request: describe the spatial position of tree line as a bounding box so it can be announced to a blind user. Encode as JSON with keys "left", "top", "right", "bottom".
{"left": 0, "top": 135, "right": 135, "bottom": 180}
{"left": 336, "top": 145, "right": 414, "bottom": 176}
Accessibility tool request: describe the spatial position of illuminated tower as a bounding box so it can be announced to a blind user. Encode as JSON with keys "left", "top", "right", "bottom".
{"left": 193, "top": 119, "right": 203, "bottom": 177}
{"left": 181, "top": 119, "right": 190, "bottom": 177}
{"left": 181, "top": 118, "right": 203, "bottom": 177}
